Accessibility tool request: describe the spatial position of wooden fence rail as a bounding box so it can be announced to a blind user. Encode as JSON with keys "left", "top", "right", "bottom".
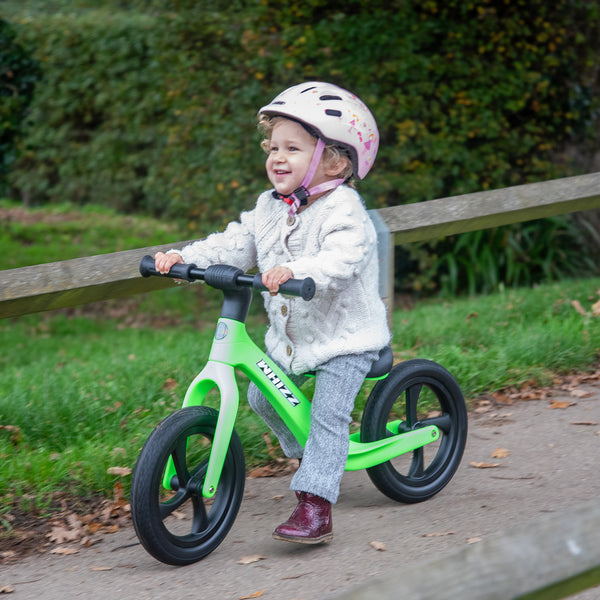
{"left": 1, "top": 171, "right": 600, "bottom": 320}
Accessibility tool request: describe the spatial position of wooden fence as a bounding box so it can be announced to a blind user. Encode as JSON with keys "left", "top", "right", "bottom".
{"left": 1, "top": 171, "right": 600, "bottom": 597}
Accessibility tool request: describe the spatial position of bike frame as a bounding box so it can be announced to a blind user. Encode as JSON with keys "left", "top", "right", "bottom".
{"left": 163, "top": 316, "right": 440, "bottom": 499}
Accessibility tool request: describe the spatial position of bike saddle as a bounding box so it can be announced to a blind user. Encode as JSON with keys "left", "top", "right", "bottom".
{"left": 365, "top": 345, "right": 394, "bottom": 378}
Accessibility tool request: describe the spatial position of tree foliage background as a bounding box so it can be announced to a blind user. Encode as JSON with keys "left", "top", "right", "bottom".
{"left": 2, "top": 0, "right": 600, "bottom": 292}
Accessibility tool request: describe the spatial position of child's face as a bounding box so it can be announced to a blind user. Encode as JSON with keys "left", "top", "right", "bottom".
{"left": 265, "top": 119, "right": 331, "bottom": 197}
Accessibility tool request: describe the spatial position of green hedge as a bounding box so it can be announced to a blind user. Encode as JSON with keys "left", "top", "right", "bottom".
{"left": 4, "top": 0, "right": 600, "bottom": 289}
{"left": 0, "top": 18, "right": 41, "bottom": 190}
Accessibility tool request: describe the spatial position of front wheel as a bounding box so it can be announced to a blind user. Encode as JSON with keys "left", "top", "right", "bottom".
{"left": 130, "top": 406, "right": 245, "bottom": 565}
{"left": 361, "top": 359, "right": 467, "bottom": 503}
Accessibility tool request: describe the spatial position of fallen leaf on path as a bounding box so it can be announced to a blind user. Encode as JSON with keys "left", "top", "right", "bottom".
{"left": 237, "top": 555, "right": 267, "bottom": 565}
{"left": 49, "top": 547, "right": 79, "bottom": 555}
{"left": 548, "top": 400, "right": 576, "bottom": 409}
{"left": 281, "top": 573, "right": 311, "bottom": 580}
{"left": 369, "top": 540, "right": 386, "bottom": 551}
{"left": 491, "top": 448, "right": 511, "bottom": 459}
{"left": 90, "top": 566, "right": 112, "bottom": 571}
{"left": 0, "top": 585, "right": 15, "bottom": 594}
{"left": 422, "top": 531, "right": 456, "bottom": 538}
{"left": 467, "top": 537, "right": 482, "bottom": 544}
{"left": 571, "top": 421, "right": 598, "bottom": 426}
{"left": 470, "top": 462, "right": 503, "bottom": 469}
{"left": 570, "top": 389, "right": 591, "bottom": 398}
{"left": 238, "top": 591, "right": 264, "bottom": 600}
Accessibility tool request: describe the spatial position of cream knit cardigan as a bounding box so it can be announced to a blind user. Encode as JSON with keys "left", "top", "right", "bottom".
{"left": 171, "top": 185, "right": 391, "bottom": 374}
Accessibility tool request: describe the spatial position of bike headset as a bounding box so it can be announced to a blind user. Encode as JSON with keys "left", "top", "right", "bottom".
{"left": 258, "top": 81, "right": 379, "bottom": 218}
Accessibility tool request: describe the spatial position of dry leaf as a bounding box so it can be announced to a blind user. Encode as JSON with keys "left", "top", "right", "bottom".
{"left": 90, "top": 566, "right": 113, "bottom": 572}
{"left": 491, "top": 448, "right": 511, "bottom": 459}
{"left": 107, "top": 467, "right": 132, "bottom": 477}
{"left": 0, "top": 585, "right": 15, "bottom": 594}
{"left": 49, "top": 547, "right": 79, "bottom": 555}
{"left": 162, "top": 378, "right": 178, "bottom": 391}
{"left": 571, "top": 300, "right": 587, "bottom": 316}
{"left": 369, "top": 540, "right": 386, "bottom": 551}
{"left": 571, "top": 421, "right": 598, "bottom": 426}
{"left": 238, "top": 591, "right": 265, "bottom": 600}
{"left": 470, "top": 461, "right": 502, "bottom": 469}
{"left": 466, "top": 537, "right": 482, "bottom": 544}
{"left": 422, "top": 531, "right": 456, "bottom": 538}
{"left": 0, "top": 425, "right": 22, "bottom": 446}
{"left": 570, "top": 389, "right": 591, "bottom": 398}
{"left": 237, "top": 555, "right": 267, "bottom": 565}
{"left": 47, "top": 523, "right": 83, "bottom": 544}
{"left": 548, "top": 400, "right": 576, "bottom": 409}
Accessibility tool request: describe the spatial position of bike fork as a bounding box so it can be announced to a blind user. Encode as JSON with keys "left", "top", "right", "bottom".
{"left": 161, "top": 361, "right": 240, "bottom": 499}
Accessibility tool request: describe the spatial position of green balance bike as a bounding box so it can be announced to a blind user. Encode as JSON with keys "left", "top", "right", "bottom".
{"left": 130, "top": 256, "right": 468, "bottom": 566}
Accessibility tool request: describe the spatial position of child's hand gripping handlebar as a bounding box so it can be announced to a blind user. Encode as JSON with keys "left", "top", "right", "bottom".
{"left": 139, "top": 255, "right": 315, "bottom": 301}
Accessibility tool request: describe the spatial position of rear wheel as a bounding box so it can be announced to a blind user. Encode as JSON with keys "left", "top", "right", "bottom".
{"left": 130, "top": 406, "right": 245, "bottom": 565}
{"left": 361, "top": 359, "right": 467, "bottom": 503}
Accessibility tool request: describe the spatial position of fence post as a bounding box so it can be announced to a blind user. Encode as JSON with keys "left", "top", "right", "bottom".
{"left": 368, "top": 209, "right": 394, "bottom": 327}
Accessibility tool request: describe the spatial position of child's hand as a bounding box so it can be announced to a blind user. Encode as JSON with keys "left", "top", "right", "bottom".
{"left": 154, "top": 251, "right": 184, "bottom": 274}
{"left": 262, "top": 266, "right": 293, "bottom": 296}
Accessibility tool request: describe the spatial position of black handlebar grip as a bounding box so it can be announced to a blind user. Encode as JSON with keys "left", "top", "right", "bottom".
{"left": 279, "top": 277, "right": 315, "bottom": 301}
{"left": 251, "top": 273, "right": 315, "bottom": 300}
{"left": 139, "top": 254, "right": 159, "bottom": 277}
{"left": 139, "top": 255, "right": 199, "bottom": 282}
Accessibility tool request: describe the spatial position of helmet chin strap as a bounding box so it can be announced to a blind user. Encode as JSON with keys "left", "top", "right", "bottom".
{"left": 273, "top": 138, "right": 346, "bottom": 218}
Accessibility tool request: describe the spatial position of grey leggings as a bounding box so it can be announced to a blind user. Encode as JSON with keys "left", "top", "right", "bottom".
{"left": 247, "top": 351, "right": 379, "bottom": 504}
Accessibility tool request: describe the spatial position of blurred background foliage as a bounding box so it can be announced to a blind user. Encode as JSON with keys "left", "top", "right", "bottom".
{"left": 2, "top": 0, "right": 600, "bottom": 295}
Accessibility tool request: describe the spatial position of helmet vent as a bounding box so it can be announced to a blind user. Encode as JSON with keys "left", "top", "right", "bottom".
{"left": 320, "top": 95, "right": 343, "bottom": 101}
{"left": 271, "top": 101, "right": 285, "bottom": 105}
{"left": 325, "top": 109, "right": 342, "bottom": 117}
{"left": 300, "top": 86, "right": 317, "bottom": 94}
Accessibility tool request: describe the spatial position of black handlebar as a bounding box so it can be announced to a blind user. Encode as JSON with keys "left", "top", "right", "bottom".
{"left": 139, "top": 255, "right": 315, "bottom": 301}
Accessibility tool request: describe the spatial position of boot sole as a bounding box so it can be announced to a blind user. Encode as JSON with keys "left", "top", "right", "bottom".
{"left": 272, "top": 531, "right": 333, "bottom": 545}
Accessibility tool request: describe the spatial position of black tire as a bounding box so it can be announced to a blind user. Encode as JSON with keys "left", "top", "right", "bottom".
{"left": 130, "top": 406, "right": 245, "bottom": 565}
{"left": 361, "top": 359, "right": 467, "bottom": 503}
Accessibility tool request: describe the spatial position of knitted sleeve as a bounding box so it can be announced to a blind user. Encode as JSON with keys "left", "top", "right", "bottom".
{"left": 168, "top": 207, "right": 258, "bottom": 271}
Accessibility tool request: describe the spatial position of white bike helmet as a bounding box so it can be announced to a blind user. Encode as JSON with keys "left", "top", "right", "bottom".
{"left": 258, "top": 82, "right": 379, "bottom": 217}
{"left": 259, "top": 81, "right": 379, "bottom": 180}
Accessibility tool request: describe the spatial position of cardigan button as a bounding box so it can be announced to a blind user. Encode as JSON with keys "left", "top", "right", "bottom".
{"left": 287, "top": 216, "right": 296, "bottom": 226}
{"left": 286, "top": 345, "right": 292, "bottom": 356}
{"left": 281, "top": 305, "right": 288, "bottom": 317}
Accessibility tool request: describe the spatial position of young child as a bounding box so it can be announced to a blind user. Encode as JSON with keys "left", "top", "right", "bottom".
{"left": 154, "top": 81, "right": 390, "bottom": 544}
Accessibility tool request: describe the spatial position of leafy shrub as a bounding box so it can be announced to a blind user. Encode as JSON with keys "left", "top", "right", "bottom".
{"left": 0, "top": 18, "right": 41, "bottom": 191}
{"left": 400, "top": 216, "right": 596, "bottom": 296}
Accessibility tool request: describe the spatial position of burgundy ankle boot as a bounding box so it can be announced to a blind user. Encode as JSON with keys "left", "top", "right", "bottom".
{"left": 273, "top": 492, "right": 333, "bottom": 544}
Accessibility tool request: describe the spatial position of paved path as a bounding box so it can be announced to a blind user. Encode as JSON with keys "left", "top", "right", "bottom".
{"left": 2, "top": 387, "right": 599, "bottom": 599}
